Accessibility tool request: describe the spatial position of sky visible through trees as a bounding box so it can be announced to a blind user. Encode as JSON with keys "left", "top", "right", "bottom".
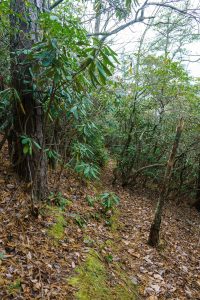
{"left": 0, "top": 0, "right": 200, "bottom": 299}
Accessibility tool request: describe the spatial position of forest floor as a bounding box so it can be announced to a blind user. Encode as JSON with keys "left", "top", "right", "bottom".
{"left": 0, "top": 144, "right": 200, "bottom": 300}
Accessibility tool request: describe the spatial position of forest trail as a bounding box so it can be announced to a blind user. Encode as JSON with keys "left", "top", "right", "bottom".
{"left": 0, "top": 148, "right": 200, "bottom": 299}
{"left": 101, "top": 161, "right": 200, "bottom": 299}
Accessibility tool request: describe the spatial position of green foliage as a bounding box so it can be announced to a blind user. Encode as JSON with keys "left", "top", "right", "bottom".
{"left": 3, "top": 1, "right": 112, "bottom": 178}
{"left": 0, "top": 1, "right": 10, "bottom": 81}
{"left": 45, "top": 148, "right": 60, "bottom": 161}
{"left": 0, "top": 88, "right": 24, "bottom": 132}
{"left": 1, "top": 0, "right": 199, "bottom": 204}
{"left": 99, "top": 192, "right": 120, "bottom": 212}
{"left": 70, "top": 109, "right": 108, "bottom": 180}
{"left": 75, "top": 162, "right": 100, "bottom": 180}
{"left": 0, "top": 252, "right": 5, "bottom": 260}
{"left": 104, "top": 253, "right": 113, "bottom": 263}
{"left": 20, "top": 136, "right": 41, "bottom": 156}
{"left": 85, "top": 195, "right": 96, "bottom": 207}
{"left": 74, "top": 215, "right": 87, "bottom": 228}
{"left": 25, "top": 8, "right": 111, "bottom": 178}
{"left": 99, "top": 52, "right": 199, "bottom": 193}
{"left": 0, "top": 91, "right": 10, "bottom": 131}
{"left": 88, "top": 44, "right": 118, "bottom": 87}
{"left": 48, "top": 192, "right": 72, "bottom": 210}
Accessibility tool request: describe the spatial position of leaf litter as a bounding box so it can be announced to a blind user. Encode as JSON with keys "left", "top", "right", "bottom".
{"left": 0, "top": 146, "right": 199, "bottom": 299}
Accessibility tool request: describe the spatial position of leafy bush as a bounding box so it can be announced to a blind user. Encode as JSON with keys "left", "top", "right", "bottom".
{"left": 75, "top": 162, "right": 100, "bottom": 180}
{"left": 99, "top": 192, "right": 120, "bottom": 212}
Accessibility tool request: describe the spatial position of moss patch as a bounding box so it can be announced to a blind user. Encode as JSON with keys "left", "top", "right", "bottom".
{"left": 48, "top": 208, "right": 66, "bottom": 241}
{"left": 7, "top": 278, "right": 21, "bottom": 295}
{"left": 109, "top": 208, "right": 121, "bottom": 232}
{"left": 69, "top": 250, "right": 138, "bottom": 300}
{"left": 112, "top": 264, "right": 138, "bottom": 300}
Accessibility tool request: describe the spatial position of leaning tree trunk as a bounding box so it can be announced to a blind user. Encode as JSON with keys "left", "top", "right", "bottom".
{"left": 148, "top": 118, "right": 184, "bottom": 247}
{"left": 10, "top": 0, "right": 48, "bottom": 200}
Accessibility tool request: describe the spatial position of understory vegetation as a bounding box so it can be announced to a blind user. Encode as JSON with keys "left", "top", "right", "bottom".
{"left": 0, "top": 1, "right": 199, "bottom": 201}
{"left": 0, "top": 0, "right": 200, "bottom": 299}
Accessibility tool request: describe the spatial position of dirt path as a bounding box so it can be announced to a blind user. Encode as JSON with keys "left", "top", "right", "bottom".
{"left": 0, "top": 153, "right": 199, "bottom": 299}
{"left": 101, "top": 162, "right": 200, "bottom": 299}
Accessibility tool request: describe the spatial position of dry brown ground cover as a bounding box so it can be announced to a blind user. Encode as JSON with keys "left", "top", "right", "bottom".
{"left": 0, "top": 145, "right": 199, "bottom": 299}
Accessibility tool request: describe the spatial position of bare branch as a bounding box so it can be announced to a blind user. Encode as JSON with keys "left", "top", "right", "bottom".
{"left": 50, "top": 0, "right": 65, "bottom": 10}
{"left": 133, "top": 163, "right": 166, "bottom": 176}
{"left": 147, "top": 2, "right": 200, "bottom": 21}
{"left": 87, "top": 16, "right": 154, "bottom": 38}
{"left": 88, "top": 0, "right": 200, "bottom": 40}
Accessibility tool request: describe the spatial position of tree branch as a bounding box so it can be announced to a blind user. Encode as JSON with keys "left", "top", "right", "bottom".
{"left": 133, "top": 163, "right": 166, "bottom": 176}
{"left": 50, "top": 0, "right": 65, "bottom": 10}
{"left": 147, "top": 2, "right": 200, "bottom": 21}
{"left": 88, "top": 0, "right": 200, "bottom": 39}
{"left": 87, "top": 16, "right": 154, "bottom": 38}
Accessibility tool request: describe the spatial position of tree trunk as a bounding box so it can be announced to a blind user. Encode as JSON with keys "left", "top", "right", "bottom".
{"left": 10, "top": 0, "right": 48, "bottom": 200}
{"left": 148, "top": 118, "right": 184, "bottom": 247}
{"left": 194, "top": 156, "right": 200, "bottom": 211}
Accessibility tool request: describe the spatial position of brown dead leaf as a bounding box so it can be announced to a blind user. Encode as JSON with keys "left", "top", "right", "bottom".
{"left": 147, "top": 296, "right": 158, "bottom": 300}
{"left": 127, "top": 249, "right": 140, "bottom": 258}
{"left": 153, "top": 274, "right": 163, "bottom": 281}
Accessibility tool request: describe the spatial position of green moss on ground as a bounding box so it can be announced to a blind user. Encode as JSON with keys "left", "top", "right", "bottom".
{"left": 47, "top": 208, "right": 66, "bottom": 241}
{"left": 112, "top": 264, "right": 138, "bottom": 300}
{"left": 69, "top": 250, "right": 138, "bottom": 300}
{"left": 7, "top": 278, "right": 21, "bottom": 295}
{"left": 109, "top": 208, "right": 121, "bottom": 232}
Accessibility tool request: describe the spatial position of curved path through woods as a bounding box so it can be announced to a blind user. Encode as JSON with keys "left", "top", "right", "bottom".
{"left": 0, "top": 151, "right": 199, "bottom": 299}
{"left": 101, "top": 161, "right": 200, "bottom": 299}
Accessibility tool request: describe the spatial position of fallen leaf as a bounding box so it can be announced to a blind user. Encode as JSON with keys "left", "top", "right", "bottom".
{"left": 153, "top": 274, "right": 163, "bottom": 281}
{"left": 151, "top": 284, "right": 160, "bottom": 293}
{"left": 147, "top": 296, "right": 158, "bottom": 300}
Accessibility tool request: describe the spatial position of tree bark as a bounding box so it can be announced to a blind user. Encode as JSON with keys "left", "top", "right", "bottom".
{"left": 194, "top": 156, "right": 200, "bottom": 211}
{"left": 10, "top": 0, "right": 47, "bottom": 200}
{"left": 148, "top": 118, "right": 184, "bottom": 247}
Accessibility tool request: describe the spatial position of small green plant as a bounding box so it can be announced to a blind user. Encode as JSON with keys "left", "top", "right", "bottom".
{"left": 45, "top": 148, "right": 61, "bottom": 167}
{"left": 90, "top": 212, "right": 100, "bottom": 220}
{"left": 48, "top": 192, "right": 71, "bottom": 210}
{"left": 86, "top": 195, "right": 96, "bottom": 207}
{"left": 75, "top": 162, "right": 100, "bottom": 180}
{"left": 20, "top": 135, "right": 41, "bottom": 155}
{"left": 105, "top": 253, "right": 113, "bottom": 263}
{"left": 0, "top": 252, "right": 5, "bottom": 260}
{"left": 74, "top": 215, "right": 87, "bottom": 228}
{"left": 99, "top": 192, "right": 120, "bottom": 212}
